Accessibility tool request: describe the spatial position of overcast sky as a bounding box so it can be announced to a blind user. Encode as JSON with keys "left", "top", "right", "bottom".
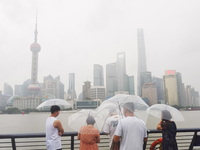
{"left": 0, "top": 0, "right": 200, "bottom": 95}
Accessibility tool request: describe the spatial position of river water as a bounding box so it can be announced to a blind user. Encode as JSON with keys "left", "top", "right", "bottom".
{"left": 0, "top": 110, "right": 200, "bottom": 134}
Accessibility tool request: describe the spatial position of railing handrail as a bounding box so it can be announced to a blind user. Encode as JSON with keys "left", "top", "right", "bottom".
{"left": 0, "top": 128, "right": 200, "bottom": 150}
{"left": 1, "top": 128, "right": 200, "bottom": 138}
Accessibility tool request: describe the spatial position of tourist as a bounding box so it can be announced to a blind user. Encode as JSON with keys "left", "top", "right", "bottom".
{"left": 103, "top": 108, "right": 120, "bottom": 149}
{"left": 113, "top": 102, "right": 148, "bottom": 150}
{"left": 46, "top": 105, "right": 64, "bottom": 150}
{"left": 157, "top": 110, "right": 178, "bottom": 150}
{"left": 78, "top": 116, "right": 100, "bottom": 150}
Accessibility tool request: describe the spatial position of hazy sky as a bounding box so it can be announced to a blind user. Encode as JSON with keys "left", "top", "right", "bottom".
{"left": 0, "top": 0, "right": 200, "bottom": 95}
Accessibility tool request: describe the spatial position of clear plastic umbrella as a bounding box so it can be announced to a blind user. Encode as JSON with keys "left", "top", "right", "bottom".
{"left": 95, "top": 94, "right": 149, "bottom": 126}
{"left": 36, "top": 99, "right": 71, "bottom": 110}
{"left": 68, "top": 109, "right": 105, "bottom": 131}
{"left": 147, "top": 104, "right": 185, "bottom": 121}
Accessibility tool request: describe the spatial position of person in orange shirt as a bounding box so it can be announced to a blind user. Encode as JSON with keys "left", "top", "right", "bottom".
{"left": 78, "top": 116, "right": 100, "bottom": 150}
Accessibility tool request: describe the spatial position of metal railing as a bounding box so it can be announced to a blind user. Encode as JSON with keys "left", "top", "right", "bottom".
{"left": 0, "top": 128, "right": 199, "bottom": 150}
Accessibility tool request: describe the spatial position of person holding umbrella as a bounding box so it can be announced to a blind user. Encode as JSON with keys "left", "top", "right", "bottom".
{"left": 157, "top": 110, "right": 178, "bottom": 150}
{"left": 113, "top": 102, "right": 148, "bottom": 150}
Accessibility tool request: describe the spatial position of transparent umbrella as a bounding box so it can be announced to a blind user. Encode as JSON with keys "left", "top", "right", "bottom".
{"left": 36, "top": 99, "right": 71, "bottom": 111}
{"left": 95, "top": 94, "right": 149, "bottom": 127}
{"left": 147, "top": 104, "right": 185, "bottom": 121}
{"left": 68, "top": 109, "right": 105, "bottom": 131}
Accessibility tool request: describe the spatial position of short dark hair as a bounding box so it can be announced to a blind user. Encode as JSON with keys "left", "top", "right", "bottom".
{"left": 50, "top": 105, "right": 60, "bottom": 114}
{"left": 162, "top": 110, "right": 172, "bottom": 120}
{"left": 86, "top": 116, "right": 96, "bottom": 125}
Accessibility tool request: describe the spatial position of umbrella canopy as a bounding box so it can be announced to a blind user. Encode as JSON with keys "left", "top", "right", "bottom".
{"left": 36, "top": 99, "right": 71, "bottom": 110}
{"left": 68, "top": 109, "right": 105, "bottom": 131}
{"left": 95, "top": 94, "right": 149, "bottom": 125}
{"left": 147, "top": 104, "right": 185, "bottom": 121}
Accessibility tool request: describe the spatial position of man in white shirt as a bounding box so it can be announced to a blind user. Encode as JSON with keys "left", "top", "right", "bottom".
{"left": 114, "top": 102, "right": 148, "bottom": 150}
{"left": 103, "top": 108, "right": 120, "bottom": 147}
{"left": 46, "top": 105, "right": 64, "bottom": 150}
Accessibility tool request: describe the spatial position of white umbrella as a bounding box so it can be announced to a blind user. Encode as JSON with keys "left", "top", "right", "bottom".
{"left": 36, "top": 99, "right": 71, "bottom": 110}
{"left": 95, "top": 94, "right": 149, "bottom": 124}
{"left": 68, "top": 109, "right": 105, "bottom": 132}
{"left": 147, "top": 104, "right": 185, "bottom": 121}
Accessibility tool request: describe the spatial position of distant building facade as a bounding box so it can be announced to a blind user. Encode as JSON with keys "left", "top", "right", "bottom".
{"left": 152, "top": 77, "right": 165, "bottom": 104}
{"left": 163, "top": 70, "right": 179, "bottom": 105}
{"left": 90, "top": 86, "right": 105, "bottom": 100}
{"left": 67, "top": 73, "right": 77, "bottom": 100}
{"left": 142, "top": 82, "right": 158, "bottom": 106}
{"left": 106, "top": 52, "right": 134, "bottom": 98}
{"left": 106, "top": 63, "right": 117, "bottom": 98}
{"left": 42, "top": 75, "right": 64, "bottom": 99}
{"left": 116, "top": 52, "right": 126, "bottom": 91}
{"left": 137, "top": 28, "right": 147, "bottom": 96}
{"left": 3, "top": 83, "right": 13, "bottom": 97}
{"left": 82, "top": 81, "right": 91, "bottom": 100}
{"left": 13, "top": 97, "right": 42, "bottom": 110}
{"left": 93, "top": 64, "right": 104, "bottom": 86}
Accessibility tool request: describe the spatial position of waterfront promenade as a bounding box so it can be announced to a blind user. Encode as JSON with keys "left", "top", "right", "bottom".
{"left": 0, "top": 110, "right": 200, "bottom": 149}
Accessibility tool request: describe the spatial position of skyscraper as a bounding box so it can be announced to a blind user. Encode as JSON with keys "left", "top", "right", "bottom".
{"left": 3, "top": 83, "right": 13, "bottom": 97}
{"left": 137, "top": 28, "right": 147, "bottom": 96}
{"left": 116, "top": 52, "right": 126, "bottom": 91}
{"left": 93, "top": 64, "right": 104, "bottom": 86}
{"left": 152, "top": 77, "right": 165, "bottom": 103}
{"left": 27, "top": 16, "right": 41, "bottom": 96}
{"left": 67, "top": 73, "right": 77, "bottom": 100}
{"left": 142, "top": 82, "right": 158, "bottom": 106}
{"left": 82, "top": 81, "right": 91, "bottom": 100}
{"left": 163, "top": 70, "right": 179, "bottom": 105}
{"left": 106, "top": 63, "right": 117, "bottom": 98}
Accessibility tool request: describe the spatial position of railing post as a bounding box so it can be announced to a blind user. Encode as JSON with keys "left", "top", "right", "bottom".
{"left": 11, "top": 137, "right": 16, "bottom": 150}
{"left": 71, "top": 135, "right": 74, "bottom": 150}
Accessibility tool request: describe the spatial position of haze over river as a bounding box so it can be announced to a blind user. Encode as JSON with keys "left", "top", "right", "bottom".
{"left": 0, "top": 110, "right": 200, "bottom": 134}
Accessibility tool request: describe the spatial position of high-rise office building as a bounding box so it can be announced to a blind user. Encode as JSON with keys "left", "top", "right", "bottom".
{"left": 140, "top": 72, "right": 152, "bottom": 87}
{"left": 142, "top": 82, "right": 158, "bottom": 106}
{"left": 176, "top": 72, "right": 186, "bottom": 106}
{"left": 90, "top": 86, "right": 105, "bottom": 100}
{"left": 116, "top": 52, "right": 126, "bottom": 91}
{"left": 137, "top": 28, "right": 147, "bottom": 96}
{"left": 128, "top": 75, "right": 135, "bottom": 95}
{"left": 3, "top": 83, "right": 13, "bottom": 97}
{"left": 55, "top": 76, "right": 64, "bottom": 99}
{"left": 67, "top": 73, "right": 77, "bottom": 100}
{"left": 42, "top": 75, "right": 64, "bottom": 99}
{"left": 93, "top": 64, "right": 104, "bottom": 86}
{"left": 152, "top": 77, "right": 165, "bottom": 103}
{"left": 106, "top": 63, "right": 117, "bottom": 98}
{"left": 27, "top": 16, "right": 41, "bottom": 96}
{"left": 82, "top": 81, "right": 91, "bottom": 100}
{"left": 163, "top": 70, "right": 179, "bottom": 105}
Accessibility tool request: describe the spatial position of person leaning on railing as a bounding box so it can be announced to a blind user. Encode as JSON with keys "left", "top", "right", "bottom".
{"left": 46, "top": 105, "right": 64, "bottom": 150}
{"left": 157, "top": 110, "right": 178, "bottom": 150}
{"left": 78, "top": 116, "right": 100, "bottom": 150}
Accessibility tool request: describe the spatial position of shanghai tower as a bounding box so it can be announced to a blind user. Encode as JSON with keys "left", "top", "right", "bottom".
{"left": 137, "top": 28, "right": 147, "bottom": 96}
{"left": 28, "top": 16, "right": 41, "bottom": 96}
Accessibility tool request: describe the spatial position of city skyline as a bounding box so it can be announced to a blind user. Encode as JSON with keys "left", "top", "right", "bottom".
{"left": 0, "top": 0, "right": 200, "bottom": 96}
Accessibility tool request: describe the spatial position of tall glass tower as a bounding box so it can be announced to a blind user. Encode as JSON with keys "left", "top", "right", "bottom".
{"left": 93, "top": 64, "right": 104, "bottom": 86}
{"left": 137, "top": 28, "right": 147, "bottom": 96}
{"left": 116, "top": 52, "right": 126, "bottom": 91}
{"left": 67, "top": 73, "right": 77, "bottom": 100}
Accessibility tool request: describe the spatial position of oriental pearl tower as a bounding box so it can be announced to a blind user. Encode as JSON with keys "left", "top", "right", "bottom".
{"left": 27, "top": 16, "right": 41, "bottom": 96}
